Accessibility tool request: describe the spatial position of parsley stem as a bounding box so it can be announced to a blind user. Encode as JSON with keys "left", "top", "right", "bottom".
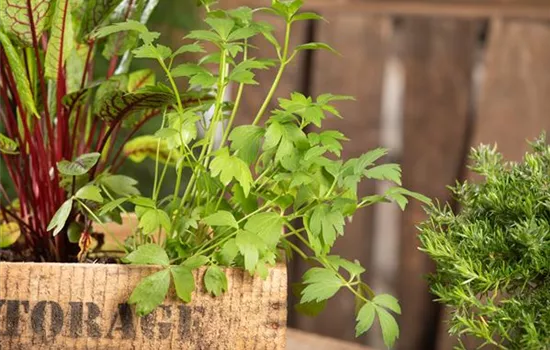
{"left": 252, "top": 21, "right": 292, "bottom": 126}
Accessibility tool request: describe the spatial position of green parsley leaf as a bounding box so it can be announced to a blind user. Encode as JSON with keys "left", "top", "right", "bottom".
{"left": 128, "top": 269, "right": 170, "bottom": 316}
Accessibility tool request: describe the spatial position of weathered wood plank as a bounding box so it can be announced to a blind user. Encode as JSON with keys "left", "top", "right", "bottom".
{"left": 228, "top": 0, "right": 550, "bottom": 20}
{"left": 287, "top": 328, "right": 373, "bottom": 350}
{"left": 289, "top": 13, "right": 390, "bottom": 343}
{"left": 472, "top": 19, "right": 550, "bottom": 161}
{"left": 0, "top": 262, "right": 286, "bottom": 349}
{"left": 396, "top": 18, "right": 479, "bottom": 350}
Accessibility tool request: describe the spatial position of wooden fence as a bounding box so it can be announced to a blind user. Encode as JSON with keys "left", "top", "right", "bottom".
{"left": 219, "top": 0, "right": 550, "bottom": 349}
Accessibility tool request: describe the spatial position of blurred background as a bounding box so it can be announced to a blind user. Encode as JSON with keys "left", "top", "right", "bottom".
{"left": 4, "top": 0, "right": 550, "bottom": 349}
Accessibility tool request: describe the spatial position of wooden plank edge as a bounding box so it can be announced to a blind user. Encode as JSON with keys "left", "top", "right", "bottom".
{"left": 228, "top": 0, "right": 550, "bottom": 20}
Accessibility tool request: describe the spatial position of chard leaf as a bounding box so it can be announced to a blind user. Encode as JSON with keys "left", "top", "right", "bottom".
{"left": 79, "top": 0, "right": 124, "bottom": 39}
{"left": 128, "top": 269, "right": 170, "bottom": 316}
{"left": 45, "top": 0, "right": 74, "bottom": 79}
{"left": 0, "top": 0, "right": 54, "bottom": 46}
{"left": 94, "top": 86, "right": 174, "bottom": 123}
{"left": 127, "top": 69, "right": 155, "bottom": 92}
{"left": 0, "top": 32, "right": 38, "bottom": 117}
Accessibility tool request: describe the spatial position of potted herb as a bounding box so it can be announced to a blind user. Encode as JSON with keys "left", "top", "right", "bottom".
{"left": 1, "top": 0, "right": 428, "bottom": 348}
{"left": 419, "top": 135, "right": 550, "bottom": 349}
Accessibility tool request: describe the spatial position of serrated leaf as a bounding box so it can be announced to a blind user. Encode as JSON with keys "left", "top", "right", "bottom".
{"left": 128, "top": 269, "right": 170, "bottom": 316}
{"left": 0, "top": 133, "right": 19, "bottom": 154}
{"left": 376, "top": 306, "right": 399, "bottom": 348}
{"left": 244, "top": 212, "right": 283, "bottom": 249}
{"left": 0, "top": 222, "right": 20, "bottom": 248}
{"left": 185, "top": 29, "right": 220, "bottom": 43}
{"left": 79, "top": 0, "right": 124, "bottom": 39}
{"left": 93, "top": 19, "right": 151, "bottom": 40}
{"left": 365, "top": 163, "right": 402, "bottom": 185}
{"left": 229, "top": 125, "right": 265, "bottom": 164}
{"left": 57, "top": 152, "right": 101, "bottom": 176}
{"left": 301, "top": 267, "right": 342, "bottom": 303}
{"left": 182, "top": 255, "right": 209, "bottom": 269}
{"left": 204, "top": 265, "right": 228, "bottom": 297}
{"left": 171, "top": 43, "right": 205, "bottom": 58}
{"left": 373, "top": 294, "right": 401, "bottom": 314}
{"left": 326, "top": 256, "right": 365, "bottom": 276}
{"left": 236, "top": 230, "right": 266, "bottom": 274}
{"left": 0, "top": 32, "right": 38, "bottom": 116}
{"left": 138, "top": 208, "right": 170, "bottom": 235}
{"left": 123, "top": 243, "right": 169, "bottom": 266}
{"left": 218, "top": 239, "right": 239, "bottom": 265}
{"left": 210, "top": 148, "right": 253, "bottom": 197}
{"left": 100, "top": 174, "right": 139, "bottom": 196}
{"left": 171, "top": 266, "right": 195, "bottom": 303}
{"left": 75, "top": 185, "right": 103, "bottom": 203}
{"left": 355, "top": 302, "right": 376, "bottom": 337}
{"left": 47, "top": 198, "right": 73, "bottom": 236}
{"left": 203, "top": 211, "right": 239, "bottom": 229}
{"left": 45, "top": 0, "right": 74, "bottom": 79}
{"left": 205, "top": 17, "right": 234, "bottom": 40}
{"left": 0, "top": 0, "right": 54, "bottom": 46}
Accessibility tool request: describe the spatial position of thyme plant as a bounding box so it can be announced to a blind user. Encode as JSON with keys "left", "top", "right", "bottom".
{"left": 419, "top": 135, "right": 550, "bottom": 349}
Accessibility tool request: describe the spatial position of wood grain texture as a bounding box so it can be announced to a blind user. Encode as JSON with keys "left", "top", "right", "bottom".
{"left": 226, "top": 0, "right": 550, "bottom": 20}
{"left": 396, "top": 18, "right": 479, "bottom": 350}
{"left": 472, "top": 19, "right": 550, "bottom": 161}
{"left": 286, "top": 328, "right": 373, "bottom": 350}
{"left": 288, "top": 13, "right": 390, "bottom": 343}
{"left": 0, "top": 262, "right": 286, "bottom": 350}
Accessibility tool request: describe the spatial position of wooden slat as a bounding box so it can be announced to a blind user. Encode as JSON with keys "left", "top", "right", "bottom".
{"left": 289, "top": 13, "right": 390, "bottom": 344}
{"left": 287, "top": 329, "right": 373, "bottom": 350}
{"left": 229, "top": 0, "right": 550, "bottom": 20}
{"left": 396, "top": 18, "right": 479, "bottom": 350}
{"left": 472, "top": 19, "right": 550, "bottom": 161}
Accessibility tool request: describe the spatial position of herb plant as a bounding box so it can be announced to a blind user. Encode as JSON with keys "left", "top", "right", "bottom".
{"left": 419, "top": 135, "right": 550, "bottom": 349}
{"left": 1, "top": 0, "right": 429, "bottom": 347}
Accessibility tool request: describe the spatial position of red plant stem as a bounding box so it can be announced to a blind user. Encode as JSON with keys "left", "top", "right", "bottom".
{"left": 1, "top": 59, "right": 53, "bottom": 234}
{"left": 70, "top": 42, "right": 96, "bottom": 157}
